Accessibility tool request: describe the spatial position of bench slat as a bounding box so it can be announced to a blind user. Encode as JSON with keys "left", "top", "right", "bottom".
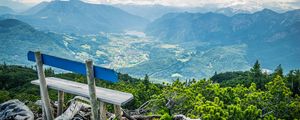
{"left": 31, "top": 77, "right": 133, "bottom": 105}
{"left": 27, "top": 51, "right": 118, "bottom": 83}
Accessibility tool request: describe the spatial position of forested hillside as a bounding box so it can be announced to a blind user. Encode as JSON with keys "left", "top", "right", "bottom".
{"left": 1, "top": 61, "right": 299, "bottom": 119}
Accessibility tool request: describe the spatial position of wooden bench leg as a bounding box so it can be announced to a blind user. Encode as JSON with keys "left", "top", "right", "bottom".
{"left": 100, "top": 101, "right": 107, "bottom": 120}
{"left": 35, "top": 51, "right": 54, "bottom": 120}
{"left": 42, "top": 104, "right": 47, "bottom": 120}
{"left": 86, "top": 60, "right": 100, "bottom": 120}
{"left": 57, "top": 91, "right": 64, "bottom": 116}
{"left": 114, "top": 105, "right": 122, "bottom": 120}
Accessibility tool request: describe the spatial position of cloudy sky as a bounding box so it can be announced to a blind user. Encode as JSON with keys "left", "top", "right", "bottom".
{"left": 1, "top": 0, "right": 300, "bottom": 11}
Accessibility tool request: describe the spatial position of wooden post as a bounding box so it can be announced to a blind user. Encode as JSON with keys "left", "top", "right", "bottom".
{"left": 114, "top": 105, "right": 122, "bottom": 120}
{"left": 42, "top": 104, "right": 47, "bottom": 120}
{"left": 86, "top": 60, "right": 99, "bottom": 120}
{"left": 57, "top": 91, "right": 64, "bottom": 116}
{"left": 35, "top": 51, "right": 54, "bottom": 120}
{"left": 100, "top": 101, "right": 107, "bottom": 120}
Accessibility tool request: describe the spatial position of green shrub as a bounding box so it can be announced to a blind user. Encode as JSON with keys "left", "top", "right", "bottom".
{"left": 160, "top": 113, "right": 172, "bottom": 120}
{"left": 0, "top": 90, "right": 10, "bottom": 103}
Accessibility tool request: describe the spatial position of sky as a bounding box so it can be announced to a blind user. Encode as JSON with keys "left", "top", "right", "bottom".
{"left": 1, "top": 0, "right": 300, "bottom": 11}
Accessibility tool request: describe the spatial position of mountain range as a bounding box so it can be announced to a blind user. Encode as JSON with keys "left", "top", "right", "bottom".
{"left": 2, "top": 0, "right": 149, "bottom": 34}
{"left": 114, "top": 5, "right": 251, "bottom": 21}
{"left": 0, "top": 0, "right": 299, "bottom": 81}
{"left": 215, "top": 7, "right": 250, "bottom": 16}
{"left": 145, "top": 9, "right": 300, "bottom": 70}
{"left": 114, "top": 4, "right": 182, "bottom": 21}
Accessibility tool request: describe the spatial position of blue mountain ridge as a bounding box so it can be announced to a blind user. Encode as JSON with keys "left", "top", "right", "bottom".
{"left": 145, "top": 9, "right": 300, "bottom": 70}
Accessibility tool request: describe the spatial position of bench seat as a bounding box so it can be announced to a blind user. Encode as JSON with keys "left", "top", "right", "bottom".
{"left": 31, "top": 77, "right": 133, "bottom": 105}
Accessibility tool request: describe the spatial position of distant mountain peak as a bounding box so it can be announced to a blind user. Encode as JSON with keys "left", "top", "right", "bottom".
{"left": 62, "top": 0, "right": 80, "bottom": 1}
{"left": 49, "top": 0, "right": 81, "bottom": 6}
{"left": 12, "top": 0, "right": 149, "bottom": 34}
{"left": 22, "top": 1, "right": 49, "bottom": 15}
{"left": 215, "top": 7, "right": 250, "bottom": 16}
{"left": 52, "top": 0, "right": 83, "bottom": 3}
{"left": 259, "top": 8, "right": 278, "bottom": 15}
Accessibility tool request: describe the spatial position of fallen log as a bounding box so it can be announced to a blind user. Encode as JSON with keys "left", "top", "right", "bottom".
{"left": 122, "top": 109, "right": 136, "bottom": 120}
{"left": 55, "top": 101, "right": 86, "bottom": 120}
{"left": 55, "top": 96, "right": 91, "bottom": 120}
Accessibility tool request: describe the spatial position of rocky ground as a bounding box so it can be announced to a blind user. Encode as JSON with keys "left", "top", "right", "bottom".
{"left": 0, "top": 96, "right": 199, "bottom": 120}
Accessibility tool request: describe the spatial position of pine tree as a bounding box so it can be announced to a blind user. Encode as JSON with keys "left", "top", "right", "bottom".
{"left": 143, "top": 74, "right": 150, "bottom": 90}
{"left": 214, "top": 71, "right": 218, "bottom": 76}
{"left": 2, "top": 61, "right": 7, "bottom": 70}
{"left": 287, "top": 70, "right": 300, "bottom": 95}
{"left": 274, "top": 64, "right": 283, "bottom": 78}
{"left": 250, "top": 60, "right": 262, "bottom": 74}
{"left": 250, "top": 60, "right": 264, "bottom": 89}
{"left": 45, "top": 67, "right": 55, "bottom": 76}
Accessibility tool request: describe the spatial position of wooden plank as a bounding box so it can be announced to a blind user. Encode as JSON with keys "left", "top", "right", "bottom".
{"left": 35, "top": 51, "right": 54, "bottom": 120}
{"left": 86, "top": 60, "right": 99, "bottom": 120}
{"left": 27, "top": 51, "right": 118, "bottom": 83}
{"left": 31, "top": 77, "right": 134, "bottom": 105}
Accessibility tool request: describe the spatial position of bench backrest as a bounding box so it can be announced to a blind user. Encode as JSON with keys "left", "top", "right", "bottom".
{"left": 27, "top": 51, "right": 118, "bottom": 83}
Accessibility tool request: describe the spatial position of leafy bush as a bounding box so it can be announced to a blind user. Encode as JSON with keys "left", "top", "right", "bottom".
{"left": 160, "top": 113, "right": 172, "bottom": 120}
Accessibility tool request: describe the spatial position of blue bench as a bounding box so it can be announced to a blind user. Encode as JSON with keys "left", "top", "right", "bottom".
{"left": 28, "top": 51, "right": 132, "bottom": 120}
